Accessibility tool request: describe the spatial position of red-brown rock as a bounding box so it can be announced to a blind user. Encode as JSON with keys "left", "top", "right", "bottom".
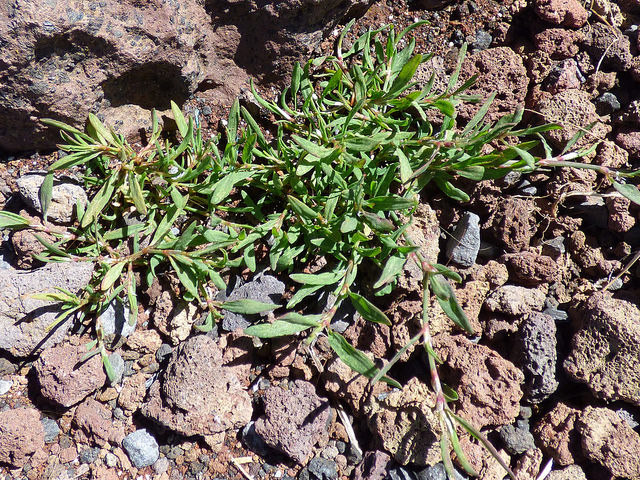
{"left": 534, "top": 402, "right": 582, "bottom": 466}
{"left": 0, "top": 408, "right": 45, "bottom": 467}
{"left": 534, "top": 0, "right": 588, "bottom": 28}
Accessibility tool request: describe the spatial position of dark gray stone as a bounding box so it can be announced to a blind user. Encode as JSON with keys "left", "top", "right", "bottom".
{"left": 541, "top": 236, "right": 565, "bottom": 258}
{"left": 445, "top": 212, "right": 481, "bottom": 268}
{"left": 307, "top": 457, "right": 339, "bottom": 480}
{"left": 596, "top": 92, "right": 621, "bottom": 114}
{"left": 155, "top": 343, "right": 173, "bottom": 363}
{"left": 242, "top": 421, "right": 272, "bottom": 456}
{"left": 107, "top": 352, "right": 124, "bottom": 385}
{"left": 79, "top": 447, "right": 100, "bottom": 464}
{"left": 122, "top": 429, "right": 159, "bottom": 468}
{"left": 41, "top": 417, "right": 60, "bottom": 443}
{"left": 499, "top": 419, "right": 536, "bottom": 454}
{"left": 415, "top": 463, "right": 449, "bottom": 480}
{"left": 518, "top": 312, "right": 559, "bottom": 403}
{"left": 387, "top": 467, "right": 416, "bottom": 480}
{"left": 471, "top": 29, "right": 492, "bottom": 51}
{"left": 221, "top": 274, "right": 284, "bottom": 331}
{"left": 543, "top": 306, "right": 568, "bottom": 322}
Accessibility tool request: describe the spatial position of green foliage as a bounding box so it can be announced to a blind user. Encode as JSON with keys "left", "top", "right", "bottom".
{"left": 0, "top": 22, "right": 608, "bottom": 479}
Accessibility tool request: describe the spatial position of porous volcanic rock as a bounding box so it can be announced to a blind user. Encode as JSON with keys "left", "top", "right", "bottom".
{"left": 73, "top": 398, "right": 125, "bottom": 446}
{"left": 254, "top": 380, "right": 331, "bottom": 463}
{"left": 484, "top": 285, "right": 546, "bottom": 317}
{"left": 364, "top": 378, "right": 441, "bottom": 467}
{"left": 0, "top": 262, "right": 94, "bottom": 357}
{"left": 564, "top": 292, "right": 640, "bottom": 405}
{"left": 534, "top": 402, "right": 582, "bottom": 466}
{"left": 0, "top": 408, "right": 45, "bottom": 468}
{"left": 505, "top": 252, "right": 558, "bottom": 286}
{"left": 141, "top": 334, "right": 252, "bottom": 440}
{"left": 436, "top": 335, "right": 524, "bottom": 430}
{"left": 35, "top": 343, "right": 107, "bottom": 407}
{"left": 457, "top": 47, "right": 528, "bottom": 123}
{"left": 534, "top": 0, "right": 588, "bottom": 28}
{"left": 577, "top": 406, "right": 640, "bottom": 478}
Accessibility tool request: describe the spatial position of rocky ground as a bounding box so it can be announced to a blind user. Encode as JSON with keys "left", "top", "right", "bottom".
{"left": 1, "top": 0, "right": 640, "bottom": 479}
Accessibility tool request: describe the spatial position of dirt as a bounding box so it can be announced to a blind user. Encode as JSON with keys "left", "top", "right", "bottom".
{"left": 1, "top": 0, "right": 640, "bottom": 479}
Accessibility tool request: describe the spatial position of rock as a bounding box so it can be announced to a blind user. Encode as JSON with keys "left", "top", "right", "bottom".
{"left": 222, "top": 274, "right": 284, "bottom": 331}
{"left": 616, "top": 127, "right": 640, "bottom": 159}
{"left": 35, "top": 343, "right": 106, "bottom": 407}
{"left": 471, "top": 30, "right": 492, "bottom": 51}
{"left": 16, "top": 175, "right": 87, "bottom": 223}
{"left": 568, "top": 230, "right": 620, "bottom": 277}
{"left": 584, "top": 23, "right": 633, "bottom": 72}
{"left": 534, "top": 403, "right": 582, "bottom": 466}
{"left": 117, "top": 372, "right": 147, "bottom": 412}
{"left": 457, "top": 47, "right": 528, "bottom": 123}
{"left": 577, "top": 406, "right": 640, "bottom": 478}
{"left": 0, "top": 408, "right": 45, "bottom": 468}
{"left": 564, "top": 292, "right": 640, "bottom": 405}
{"left": 517, "top": 312, "right": 558, "bottom": 403}
{"left": 365, "top": 378, "right": 441, "bottom": 466}
{"left": 541, "top": 237, "right": 566, "bottom": 258}
{"left": 547, "top": 465, "right": 587, "bottom": 480}
{"left": 353, "top": 450, "right": 391, "bottom": 480}
{"left": 484, "top": 285, "right": 546, "bottom": 317}
{"left": 74, "top": 398, "right": 125, "bottom": 445}
{"left": 41, "top": 417, "right": 60, "bottom": 443}
{"left": 488, "top": 197, "right": 536, "bottom": 253}
{"left": 445, "top": 212, "right": 481, "bottom": 268}
{"left": 0, "top": 379, "right": 12, "bottom": 395}
{"left": 513, "top": 449, "right": 543, "bottom": 480}
{"left": 535, "top": 89, "right": 610, "bottom": 151}
{"left": 153, "top": 297, "right": 199, "bottom": 345}
{"left": 0, "top": 261, "right": 93, "bottom": 357}
{"left": 323, "top": 355, "right": 382, "bottom": 414}
{"left": 505, "top": 252, "right": 558, "bottom": 286}
{"left": 255, "top": 380, "right": 331, "bottom": 463}
{"left": 499, "top": 420, "right": 536, "bottom": 455}
{"left": 534, "top": 28, "right": 584, "bottom": 59}
{"left": 436, "top": 336, "right": 523, "bottom": 430}
{"left": 122, "top": 429, "right": 159, "bottom": 469}
{"left": 416, "top": 463, "right": 448, "bottom": 480}
{"left": 534, "top": 0, "right": 588, "bottom": 27}
{"left": 386, "top": 467, "right": 416, "bottom": 480}
{"left": 99, "top": 300, "right": 135, "bottom": 344}
{"left": 543, "top": 59, "right": 583, "bottom": 94}
{"left": 241, "top": 421, "right": 272, "bottom": 456}
{"left": 595, "top": 92, "right": 621, "bottom": 115}
{"left": 306, "top": 457, "right": 338, "bottom": 480}
{"left": 617, "top": 407, "right": 640, "bottom": 429}
{"left": 126, "top": 329, "right": 163, "bottom": 354}
{"left": 79, "top": 447, "right": 100, "bottom": 464}
{"left": 606, "top": 194, "right": 635, "bottom": 232}
{"left": 141, "top": 334, "right": 252, "bottom": 438}
{"left": 10, "top": 227, "right": 53, "bottom": 269}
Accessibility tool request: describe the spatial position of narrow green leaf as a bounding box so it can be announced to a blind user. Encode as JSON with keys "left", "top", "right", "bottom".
{"left": 127, "top": 279, "right": 138, "bottom": 326}
{"left": 349, "top": 292, "right": 392, "bottom": 326}
{"left": 168, "top": 255, "right": 200, "bottom": 299}
{"left": 287, "top": 195, "right": 318, "bottom": 220}
{"left": 209, "top": 171, "right": 253, "bottom": 204}
{"left": 40, "top": 173, "right": 54, "bottom": 221}
{"left": 127, "top": 172, "right": 147, "bottom": 215}
{"left": 227, "top": 98, "right": 240, "bottom": 142}
{"left": 245, "top": 313, "right": 320, "bottom": 338}
{"left": 368, "top": 196, "right": 416, "bottom": 211}
{"left": 81, "top": 172, "right": 120, "bottom": 228}
{"left": 88, "top": 113, "right": 116, "bottom": 145}
{"left": 462, "top": 92, "right": 496, "bottom": 135}
{"left": 292, "top": 135, "right": 334, "bottom": 158}
{"left": 100, "top": 349, "right": 117, "bottom": 384}
{"left": 101, "top": 261, "right": 126, "bottom": 291}
{"left": 373, "top": 255, "right": 407, "bottom": 289}
{"left": 102, "top": 223, "right": 146, "bottom": 241}
{"left": 34, "top": 234, "right": 71, "bottom": 258}
{"left": 397, "top": 149, "right": 412, "bottom": 183}
{"left": 289, "top": 270, "right": 345, "bottom": 286}
{"left": 361, "top": 211, "right": 394, "bottom": 233}
{"left": 386, "top": 54, "right": 422, "bottom": 98}
{"left": 0, "top": 211, "right": 30, "bottom": 229}
{"left": 171, "top": 101, "right": 189, "bottom": 137}
{"left": 436, "top": 285, "right": 474, "bottom": 334}
{"left": 434, "top": 178, "right": 470, "bottom": 202}
{"left": 244, "top": 245, "right": 256, "bottom": 272}
{"left": 286, "top": 284, "right": 323, "bottom": 309}
{"left": 221, "top": 299, "right": 279, "bottom": 315}
{"left": 327, "top": 331, "right": 401, "bottom": 388}
{"left": 340, "top": 216, "right": 358, "bottom": 233}
{"left": 441, "top": 383, "right": 459, "bottom": 402}
{"left": 613, "top": 181, "right": 640, "bottom": 206}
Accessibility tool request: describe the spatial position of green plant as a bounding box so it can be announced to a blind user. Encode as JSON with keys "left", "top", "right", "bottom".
{"left": 1, "top": 20, "right": 623, "bottom": 479}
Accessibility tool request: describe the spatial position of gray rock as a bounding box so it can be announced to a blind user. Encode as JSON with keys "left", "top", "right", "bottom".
{"left": 107, "top": 352, "right": 125, "bottom": 386}
{"left": 518, "top": 312, "right": 558, "bottom": 403}
{"left": 415, "top": 463, "right": 448, "bottom": 480}
{"left": 616, "top": 408, "right": 640, "bottom": 429}
{"left": 499, "top": 419, "right": 536, "bottom": 454}
{"left": 387, "top": 467, "right": 416, "bottom": 480}
{"left": 41, "top": 417, "right": 60, "bottom": 443}
{"left": 0, "top": 262, "right": 94, "bottom": 357}
{"left": 153, "top": 457, "right": 170, "bottom": 475}
{"left": 122, "top": 429, "right": 159, "bottom": 468}
{"left": 16, "top": 175, "right": 87, "bottom": 224}
{"left": 445, "top": 212, "right": 481, "bottom": 268}
{"left": 79, "top": 447, "right": 100, "bottom": 464}
{"left": 254, "top": 380, "right": 331, "bottom": 463}
{"left": 241, "top": 421, "right": 272, "bottom": 456}
{"left": 0, "top": 379, "right": 12, "bottom": 395}
{"left": 596, "top": 92, "right": 621, "bottom": 114}
{"left": 221, "top": 274, "right": 284, "bottom": 331}
{"left": 543, "top": 306, "right": 569, "bottom": 322}
{"left": 155, "top": 343, "right": 173, "bottom": 363}
{"left": 541, "top": 236, "right": 565, "bottom": 258}
{"left": 307, "top": 457, "right": 339, "bottom": 480}
{"left": 99, "top": 300, "right": 135, "bottom": 342}
{"left": 471, "top": 30, "right": 492, "bottom": 51}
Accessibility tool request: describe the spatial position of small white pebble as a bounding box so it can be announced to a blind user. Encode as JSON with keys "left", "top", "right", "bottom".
{"left": 0, "top": 380, "right": 12, "bottom": 395}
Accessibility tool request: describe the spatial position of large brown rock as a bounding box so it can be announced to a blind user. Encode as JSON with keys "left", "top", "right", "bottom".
{"left": 0, "top": 408, "right": 45, "bottom": 468}
{"left": 35, "top": 343, "right": 107, "bottom": 407}
{"left": 141, "top": 335, "right": 252, "bottom": 441}
{"left": 0, "top": 0, "right": 371, "bottom": 151}
{"left": 255, "top": 380, "right": 331, "bottom": 463}
{"left": 534, "top": 0, "right": 588, "bottom": 27}
{"left": 534, "top": 403, "right": 582, "bottom": 466}
{"left": 436, "top": 335, "right": 524, "bottom": 430}
{"left": 564, "top": 292, "right": 640, "bottom": 405}
{"left": 577, "top": 406, "right": 640, "bottom": 479}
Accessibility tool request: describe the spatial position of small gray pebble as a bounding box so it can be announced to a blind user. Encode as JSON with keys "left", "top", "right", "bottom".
{"left": 79, "top": 447, "right": 100, "bottom": 464}
{"left": 595, "top": 92, "right": 621, "bottom": 114}
{"left": 0, "top": 380, "right": 12, "bottom": 395}
{"left": 471, "top": 29, "right": 492, "bottom": 50}
{"left": 306, "top": 457, "right": 338, "bottom": 480}
{"left": 122, "top": 429, "right": 159, "bottom": 468}
{"left": 156, "top": 344, "right": 173, "bottom": 363}
{"left": 41, "top": 417, "right": 61, "bottom": 443}
{"left": 107, "top": 352, "right": 125, "bottom": 385}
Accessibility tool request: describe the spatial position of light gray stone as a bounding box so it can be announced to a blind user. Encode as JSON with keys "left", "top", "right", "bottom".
{"left": 0, "top": 379, "right": 12, "bottom": 395}
{"left": 446, "top": 212, "right": 481, "bottom": 268}
{"left": 122, "top": 429, "right": 159, "bottom": 468}
{"left": 99, "top": 300, "right": 135, "bottom": 341}
{"left": 16, "top": 175, "right": 87, "bottom": 223}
